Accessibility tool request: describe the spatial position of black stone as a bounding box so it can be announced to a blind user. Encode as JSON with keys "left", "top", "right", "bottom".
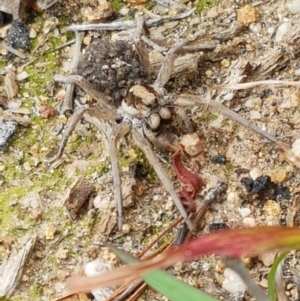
{"left": 0, "top": 120, "right": 18, "bottom": 151}
{"left": 6, "top": 21, "right": 30, "bottom": 50}
{"left": 211, "top": 155, "right": 226, "bottom": 164}
{"left": 209, "top": 222, "right": 229, "bottom": 233}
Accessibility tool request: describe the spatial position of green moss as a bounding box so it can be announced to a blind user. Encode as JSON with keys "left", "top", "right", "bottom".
{"left": 111, "top": 0, "right": 123, "bottom": 11}
{"left": 28, "top": 282, "right": 42, "bottom": 299}
{"left": 194, "top": 0, "right": 222, "bottom": 12}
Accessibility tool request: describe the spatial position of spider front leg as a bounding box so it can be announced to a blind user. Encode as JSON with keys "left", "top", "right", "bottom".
{"left": 134, "top": 16, "right": 151, "bottom": 81}
{"left": 109, "top": 121, "right": 131, "bottom": 231}
{"left": 132, "top": 120, "right": 194, "bottom": 232}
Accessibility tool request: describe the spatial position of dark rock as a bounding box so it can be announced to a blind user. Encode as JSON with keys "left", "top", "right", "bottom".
{"left": 211, "top": 154, "right": 226, "bottom": 164}
{"left": 209, "top": 222, "right": 229, "bottom": 232}
{"left": 0, "top": 120, "right": 18, "bottom": 151}
{"left": 6, "top": 20, "right": 30, "bottom": 50}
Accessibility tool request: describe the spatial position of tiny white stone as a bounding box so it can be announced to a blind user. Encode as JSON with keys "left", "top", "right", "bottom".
{"left": 275, "top": 22, "right": 292, "bottom": 42}
{"left": 29, "top": 28, "right": 37, "bottom": 39}
{"left": 243, "top": 217, "right": 256, "bottom": 227}
{"left": 8, "top": 98, "right": 22, "bottom": 110}
{"left": 292, "top": 139, "right": 300, "bottom": 156}
{"left": 249, "top": 110, "right": 261, "bottom": 120}
{"left": 17, "top": 71, "right": 29, "bottom": 81}
{"left": 84, "top": 259, "right": 113, "bottom": 301}
{"left": 238, "top": 207, "right": 251, "bottom": 218}
{"left": 249, "top": 167, "right": 262, "bottom": 180}
{"left": 222, "top": 268, "right": 246, "bottom": 295}
{"left": 223, "top": 92, "right": 234, "bottom": 101}
{"left": 294, "top": 68, "right": 300, "bottom": 76}
{"left": 53, "top": 28, "right": 60, "bottom": 36}
{"left": 287, "top": 0, "right": 300, "bottom": 13}
{"left": 120, "top": 6, "right": 129, "bottom": 16}
{"left": 249, "top": 23, "right": 262, "bottom": 34}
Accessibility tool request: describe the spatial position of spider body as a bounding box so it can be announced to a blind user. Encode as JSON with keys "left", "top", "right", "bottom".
{"left": 53, "top": 16, "right": 218, "bottom": 232}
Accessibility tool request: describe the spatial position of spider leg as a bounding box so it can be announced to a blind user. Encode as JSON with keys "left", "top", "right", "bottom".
{"left": 154, "top": 41, "right": 184, "bottom": 89}
{"left": 132, "top": 121, "right": 194, "bottom": 232}
{"left": 47, "top": 107, "right": 86, "bottom": 165}
{"left": 109, "top": 121, "right": 131, "bottom": 230}
{"left": 134, "top": 16, "right": 151, "bottom": 81}
{"left": 155, "top": 42, "right": 216, "bottom": 89}
{"left": 84, "top": 110, "right": 131, "bottom": 230}
{"left": 54, "top": 74, "right": 116, "bottom": 116}
{"left": 174, "top": 107, "right": 194, "bottom": 133}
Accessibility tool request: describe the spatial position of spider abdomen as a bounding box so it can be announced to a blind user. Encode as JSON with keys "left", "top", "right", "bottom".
{"left": 77, "top": 38, "right": 149, "bottom": 105}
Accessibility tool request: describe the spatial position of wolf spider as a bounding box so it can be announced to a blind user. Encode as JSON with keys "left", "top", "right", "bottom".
{"left": 50, "top": 16, "right": 300, "bottom": 232}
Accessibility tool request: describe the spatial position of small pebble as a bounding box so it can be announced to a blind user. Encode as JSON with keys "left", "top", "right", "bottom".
{"left": 249, "top": 23, "right": 262, "bottom": 33}
{"left": 244, "top": 97, "right": 262, "bottom": 110}
{"left": 292, "top": 139, "right": 300, "bottom": 156}
{"left": 222, "top": 268, "right": 246, "bottom": 294}
{"left": 7, "top": 98, "right": 22, "bottom": 110}
{"left": 263, "top": 200, "right": 281, "bottom": 217}
{"left": 259, "top": 252, "right": 276, "bottom": 267}
{"left": 29, "top": 28, "right": 37, "bottom": 39}
{"left": 287, "top": 0, "right": 300, "bottom": 13}
{"left": 249, "top": 110, "right": 261, "bottom": 120}
{"left": 164, "top": 200, "right": 174, "bottom": 211}
{"left": 237, "top": 5, "right": 259, "bottom": 25}
{"left": 119, "top": 6, "right": 129, "bottom": 16}
{"left": 56, "top": 249, "right": 68, "bottom": 259}
{"left": 249, "top": 167, "right": 262, "bottom": 180}
{"left": 17, "top": 71, "right": 29, "bottom": 81}
{"left": 238, "top": 207, "right": 251, "bottom": 218}
{"left": 122, "top": 224, "right": 130, "bottom": 234}
{"left": 45, "top": 225, "right": 57, "bottom": 240}
{"left": 23, "top": 161, "right": 32, "bottom": 171}
{"left": 275, "top": 22, "right": 292, "bottom": 42}
{"left": 243, "top": 217, "right": 256, "bottom": 227}
{"left": 223, "top": 92, "right": 234, "bottom": 101}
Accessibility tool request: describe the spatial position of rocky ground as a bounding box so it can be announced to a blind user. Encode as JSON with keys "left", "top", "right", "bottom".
{"left": 1, "top": 0, "right": 300, "bottom": 300}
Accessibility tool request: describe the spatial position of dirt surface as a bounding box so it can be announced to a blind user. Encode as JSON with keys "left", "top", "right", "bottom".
{"left": 1, "top": 0, "right": 300, "bottom": 300}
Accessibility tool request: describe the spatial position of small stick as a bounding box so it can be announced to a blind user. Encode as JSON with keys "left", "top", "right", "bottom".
{"left": 61, "top": 32, "right": 84, "bottom": 115}
{"left": 0, "top": 42, "right": 27, "bottom": 59}
{"left": 66, "top": 9, "right": 196, "bottom": 32}
{"left": 214, "top": 79, "right": 300, "bottom": 90}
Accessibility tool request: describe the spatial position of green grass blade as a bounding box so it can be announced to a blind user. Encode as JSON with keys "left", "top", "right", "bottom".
{"left": 110, "top": 246, "right": 219, "bottom": 301}
{"left": 268, "top": 252, "right": 287, "bottom": 301}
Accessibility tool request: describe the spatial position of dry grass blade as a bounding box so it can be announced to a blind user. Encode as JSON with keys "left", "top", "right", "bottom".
{"left": 214, "top": 80, "right": 300, "bottom": 90}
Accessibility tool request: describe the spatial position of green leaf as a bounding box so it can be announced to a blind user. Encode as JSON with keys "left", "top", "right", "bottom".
{"left": 268, "top": 252, "right": 287, "bottom": 301}
{"left": 111, "top": 246, "right": 219, "bottom": 301}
